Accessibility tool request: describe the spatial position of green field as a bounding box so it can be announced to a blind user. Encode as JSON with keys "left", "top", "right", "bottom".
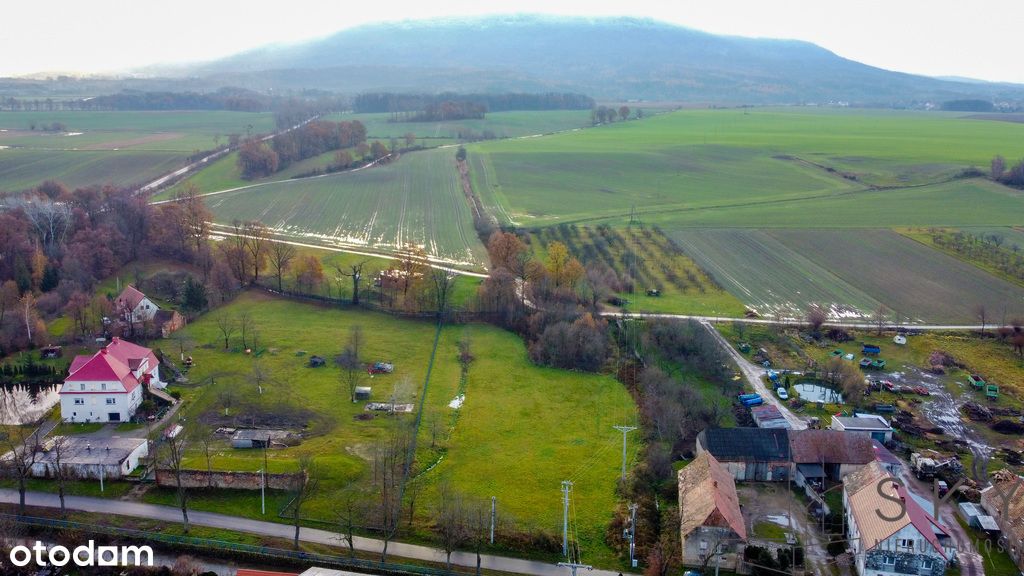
{"left": 768, "top": 229, "right": 1024, "bottom": 323}
{"left": 206, "top": 148, "right": 487, "bottom": 267}
{"left": 673, "top": 228, "right": 1024, "bottom": 323}
{"left": 0, "top": 148, "right": 188, "bottom": 192}
{"left": 0, "top": 110, "right": 275, "bottom": 151}
{"left": 0, "top": 110, "right": 274, "bottom": 192}
{"left": 469, "top": 108, "right": 1024, "bottom": 227}
{"left": 325, "top": 110, "right": 593, "bottom": 143}
{"left": 672, "top": 228, "right": 882, "bottom": 319}
{"left": 154, "top": 291, "right": 634, "bottom": 565}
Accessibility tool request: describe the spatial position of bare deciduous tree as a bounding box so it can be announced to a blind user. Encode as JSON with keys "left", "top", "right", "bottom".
{"left": 268, "top": 241, "right": 297, "bottom": 292}
{"left": 215, "top": 314, "right": 235, "bottom": 350}
{"left": 159, "top": 429, "right": 190, "bottom": 533}
{"left": 292, "top": 455, "right": 320, "bottom": 549}
{"left": 335, "top": 259, "right": 369, "bottom": 305}
{"left": 335, "top": 325, "right": 364, "bottom": 403}
{"left": 374, "top": 426, "right": 411, "bottom": 562}
{"left": 435, "top": 481, "right": 468, "bottom": 570}
{"left": 336, "top": 485, "right": 368, "bottom": 558}
{"left": 975, "top": 304, "right": 988, "bottom": 334}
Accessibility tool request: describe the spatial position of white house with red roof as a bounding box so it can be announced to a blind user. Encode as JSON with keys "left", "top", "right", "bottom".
{"left": 115, "top": 285, "right": 159, "bottom": 324}
{"left": 844, "top": 461, "right": 954, "bottom": 576}
{"left": 60, "top": 337, "right": 165, "bottom": 423}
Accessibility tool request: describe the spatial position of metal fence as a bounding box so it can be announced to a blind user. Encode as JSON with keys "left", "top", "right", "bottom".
{"left": 1, "top": 513, "right": 476, "bottom": 576}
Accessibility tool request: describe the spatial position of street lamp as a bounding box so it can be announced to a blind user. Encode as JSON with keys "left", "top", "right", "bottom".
{"left": 257, "top": 467, "right": 265, "bottom": 515}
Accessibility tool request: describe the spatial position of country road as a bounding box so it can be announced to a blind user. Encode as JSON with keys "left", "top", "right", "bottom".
{"left": 0, "top": 490, "right": 618, "bottom": 576}
{"left": 699, "top": 320, "right": 808, "bottom": 430}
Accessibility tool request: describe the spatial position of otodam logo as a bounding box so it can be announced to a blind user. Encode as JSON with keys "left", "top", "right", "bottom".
{"left": 5, "top": 541, "right": 154, "bottom": 568}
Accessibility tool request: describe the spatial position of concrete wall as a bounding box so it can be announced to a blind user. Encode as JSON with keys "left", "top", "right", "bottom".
{"left": 156, "top": 469, "right": 305, "bottom": 491}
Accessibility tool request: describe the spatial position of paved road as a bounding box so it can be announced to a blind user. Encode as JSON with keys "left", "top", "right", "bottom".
{"left": 699, "top": 320, "right": 807, "bottom": 430}
{"left": 0, "top": 490, "right": 619, "bottom": 576}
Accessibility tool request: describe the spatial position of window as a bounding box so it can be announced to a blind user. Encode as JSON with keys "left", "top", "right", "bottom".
{"left": 921, "top": 558, "right": 934, "bottom": 570}
{"left": 881, "top": 556, "right": 896, "bottom": 567}
{"left": 106, "top": 398, "right": 116, "bottom": 405}
{"left": 101, "top": 383, "right": 106, "bottom": 391}
{"left": 80, "top": 383, "right": 85, "bottom": 391}
{"left": 897, "top": 539, "right": 915, "bottom": 550}
{"left": 73, "top": 398, "right": 84, "bottom": 405}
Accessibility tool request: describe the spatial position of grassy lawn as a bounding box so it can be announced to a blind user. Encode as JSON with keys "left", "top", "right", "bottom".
{"left": 955, "top": 516, "right": 1019, "bottom": 576}
{"left": 753, "top": 521, "right": 787, "bottom": 541}
{"left": 150, "top": 290, "right": 635, "bottom": 567}
{"left": 0, "top": 478, "right": 134, "bottom": 499}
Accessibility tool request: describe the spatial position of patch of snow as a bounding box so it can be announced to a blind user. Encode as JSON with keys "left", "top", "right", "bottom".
{"left": 766, "top": 514, "right": 790, "bottom": 526}
{"left": 65, "top": 132, "right": 83, "bottom": 136}
{"left": 448, "top": 394, "right": 465, "bottom": 409}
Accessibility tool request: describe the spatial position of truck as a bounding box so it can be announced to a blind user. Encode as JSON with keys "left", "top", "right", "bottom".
{"left": 910, "top": 452, "right": 938, "bottom": 480}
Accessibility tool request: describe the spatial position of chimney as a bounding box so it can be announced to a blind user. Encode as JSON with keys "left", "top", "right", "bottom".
{"left": 713, "top": 480, "right": 718, "bottom": 488}
{"left": 100, "top": 348, "right": 107, "bottom": 355}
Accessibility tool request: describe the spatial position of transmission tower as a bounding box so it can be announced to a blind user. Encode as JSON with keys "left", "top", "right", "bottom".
{"left": 613, "top": 425, "right": 637, "bottom": 481}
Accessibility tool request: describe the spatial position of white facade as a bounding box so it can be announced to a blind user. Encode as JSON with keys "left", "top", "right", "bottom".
{"left": 59, "top": 383, "right": 142, "bottom": 423}
{"left": 126, "top": 296, "right": 158, "bottom": 323}
{"left": 31, "top": 437, "right": 149, "bottom": 479}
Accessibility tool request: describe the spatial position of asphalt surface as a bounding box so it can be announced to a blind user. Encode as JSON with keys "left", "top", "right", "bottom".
{"left": 0, "top": 489, "right": 621, "bottom": 576}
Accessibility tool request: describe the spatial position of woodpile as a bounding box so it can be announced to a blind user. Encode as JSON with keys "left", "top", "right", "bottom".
{"left": 962, "top": 401, "right": 994, "bottom": 422}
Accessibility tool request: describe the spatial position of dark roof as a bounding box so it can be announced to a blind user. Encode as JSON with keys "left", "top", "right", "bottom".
{"left": 698, "top": 428, "right": 790, "bottom": 461}
{"left": 797, "top": 463, "right": 825, "bottom": 478}
{"left": 789, "top": 429, "right": 874, "bottom": 465}
{"left": 871, "top": 439, "right": 902, "bottom": 465}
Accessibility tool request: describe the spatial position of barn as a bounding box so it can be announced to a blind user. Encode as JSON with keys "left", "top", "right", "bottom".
{"left": 695, "top": 428, "right": 790, "bottom": 481}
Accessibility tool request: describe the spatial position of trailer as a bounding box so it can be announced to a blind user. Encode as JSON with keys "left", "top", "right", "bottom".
{"left": 968, "top": 374, "right": 986, "bottom": 390}
{"left": 738, "top": 393, "right": 761, "bottom": 401}
{"left": 859, "top": 358, "right": 873, "bottom": 369}
{"left": 986, "top": 384, "right": 999, "bottom": 400}
{"left": 862, "top": 344, "right": 881, "bottom": 356}
{"left": 741, "top": 395, "right": 764, "bottom": 407}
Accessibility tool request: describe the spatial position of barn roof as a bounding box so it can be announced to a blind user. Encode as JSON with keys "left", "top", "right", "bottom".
{"left": 698, "top": 428, "right": 790, "bottom": 461}
{"left": 678, "top": 452, "right": 747, "bottom": 541}
{"left": 789, "top": 429, "right": 874, "bottom": 465}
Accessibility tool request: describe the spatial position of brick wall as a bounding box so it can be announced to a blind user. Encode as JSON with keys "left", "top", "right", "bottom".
{"left": 156, "top": 469, "right": 305, "bottom": 491}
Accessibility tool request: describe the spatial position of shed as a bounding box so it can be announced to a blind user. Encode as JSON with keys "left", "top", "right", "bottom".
{"left": 308, "top": 355, "right": 326, "bottom": 368}
{"left": 831, "top": 414, "right": 893, "bottom": 442}
{"left": 751, "top": 404, "right": 791, "bottom": 429}
{"left": 32, "top": 436, "right": 149, "bottom": 480}
{"left": 695, "top": 428, "right": 790, "bottom": 481}
{"left": 959, "top": 502, "right": 999, "bottom": 531}
{"left": 354, "top": 386, "right": 372, "bottom": 401}
{"left": 231, "top": 429, "right": 295, "bottom": 449}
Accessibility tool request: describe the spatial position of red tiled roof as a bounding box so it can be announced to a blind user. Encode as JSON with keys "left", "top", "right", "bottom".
{"left": 115, "top": 285, "right": 147, "bottom": 311}
{"left": 68, "top": 355, "right": 92, "bottom": 375}
{"left": 106, "top": 337, "right": 159, "bottom": 374}
{"left": 63, "top": 349, "right": 140, "bottom": 392}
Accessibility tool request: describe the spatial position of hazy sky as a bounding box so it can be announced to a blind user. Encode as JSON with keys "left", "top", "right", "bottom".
{"left": 4, "top": 0, "right": 1022, "bottom": 83}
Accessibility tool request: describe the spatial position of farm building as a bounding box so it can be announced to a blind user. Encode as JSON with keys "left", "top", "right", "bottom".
{"left": 354, "top": 386, "right": 372, "bottom": 401}
{"left": 677, "top": 452, "right": 746, "bottom": 569}
{"left": 980, "top": 471, "right": 1024, "bottom": 569}
{"left": 695, "top": 428, "right": 790, "bottom": 481}
{"left": 831, "top": 414, "right": 894, "bottom": 442}
{"left": 230, "top": 429, "right": 297, "bottom": 449}
{"left": 31, "top": 436, "right": 149, "bottom": 480}
{"left": 844, "top": 461, "right": 954, "bottom": 576}
{"left": 750, "top": 404, "right": 791, "bottom": 429}
{"left": 958, "top": 502, "right": 999, "bottom": 532}
{"left": 872, "top": 440, "right": 904, "bottom": 476}
{"left": 153, "top": 309, "right": 186, "bottom": 338}
{"left": 789, "top": 429, "right": 874, "bottom": 482}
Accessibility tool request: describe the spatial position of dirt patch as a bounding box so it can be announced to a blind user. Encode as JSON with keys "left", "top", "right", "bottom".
{"left": 83, "top": 132, "right": 184, "bottom": 150}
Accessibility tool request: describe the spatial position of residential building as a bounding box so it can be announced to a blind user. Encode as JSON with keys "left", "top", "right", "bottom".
{"left": 844, "top": 461, "right": 954, "bottom": 576}
{"left": 115, "top": 285, "right": 159, "bottom": 324}
{"left": 831, "top": 414, "right": 894, "bottom": 442}
{"left": 59, "top": 337, "right": 164, "bottom": 423}
{"left": 695, "top": 428, "right": 790, "bottom": 481}
{"left": 678, "top": 452, "right": 747, "bottom": 569}
{"left": 32, "top": 436, "right": 149, "bottom": 480}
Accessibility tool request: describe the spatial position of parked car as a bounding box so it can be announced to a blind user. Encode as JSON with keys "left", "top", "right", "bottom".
{"left": 776, "top": 387, "right": 789, "bottom": 400}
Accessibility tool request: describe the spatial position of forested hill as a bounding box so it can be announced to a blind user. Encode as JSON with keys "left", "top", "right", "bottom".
{"left": 186, "top": 15, "right": 1024, "bottom": 105}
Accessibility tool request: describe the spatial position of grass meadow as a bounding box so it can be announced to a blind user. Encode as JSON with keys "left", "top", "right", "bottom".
{"left": 147, "top": 291, "right": 634, "bottom": 565}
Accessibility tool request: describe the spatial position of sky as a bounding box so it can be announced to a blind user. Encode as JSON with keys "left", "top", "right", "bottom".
{"left": 3, "top": 0, "right": 1023, "bottom": 83}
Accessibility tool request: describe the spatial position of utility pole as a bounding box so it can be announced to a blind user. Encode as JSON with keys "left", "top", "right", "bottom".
{"left": 561, "top": 480, "right": 573, "bottom": 557}
{"left": 490, "top": 496, "right": 496, "bottom": 545}
{"left": 613, "top": 425, "right": 637, "bottom": 481}
{"left": 627, "top": 502, "right": 639, "bottom": 568}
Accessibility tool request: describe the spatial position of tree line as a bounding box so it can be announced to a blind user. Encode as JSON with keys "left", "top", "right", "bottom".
{"left": 353, "top": 91, "right": 595, "bottom": 114}
{"left": 237, "top": 119, "right": 375, "bottom": 179}
{"left": 990, "top": 155, "right": 1024, "bottom": 188}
